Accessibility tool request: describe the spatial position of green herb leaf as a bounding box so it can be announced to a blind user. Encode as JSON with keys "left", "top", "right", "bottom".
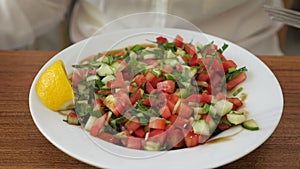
{"left": 217, "top": 43, "right": 229, "bottom": 54}
{"left": 226, "top": 66, "right": 247, "bottom": 82}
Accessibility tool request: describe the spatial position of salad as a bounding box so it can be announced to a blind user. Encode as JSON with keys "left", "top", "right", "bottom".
{"left": 66, "top": 35, "right": 259, "bottom": 151}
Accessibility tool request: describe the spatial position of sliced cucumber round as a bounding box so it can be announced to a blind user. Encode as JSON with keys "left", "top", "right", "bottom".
{"left": 242, "top": 119, "right": 259, "bottom": 131}
{"left": 226, "top": 112, "right": 246, "bottom": 125}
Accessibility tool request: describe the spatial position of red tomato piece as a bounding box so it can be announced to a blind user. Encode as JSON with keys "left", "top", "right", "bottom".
{"left": 130, "top": 89, "right": 142, "bottom": 104}
{"left": 148, "top": 129, "right": 167, "bottom": 146}
{"left": 168, "top": 114, "right": 190, "bottom": 129}
{"left": 226, "top": 97, "right": 243, "bottom": 110}
{"left": 107, "top": 72, "right": 125, "bottom": 88}
{"left": 149, "top": 117, "right": 166, "bottom": 130}
{"left": 176, "top": 64, "right": 184, "bottom": 72}
{"left": 185, "top": 44, "right": 196, "bottom": 57}
{"left": 98, "top": 132, "right": 119, "bottom": 144}
{"left": 142, "top": 97, "right": 151, "bottom": 107}
{"left": 151, "top": 76, "right": 163, "bottom": 88}
{"left": 90, "top": 114, "right": 107, "bottom": 137}
{"left": 176, "top": 102, "right": 193, "bottom": 118}
{"left": 173, "top": 35, "right": 184, "bottom": 48}
{"left": 126, "top": 136, "right": 142, "bottom": 150}
{"left": 125, "top": 117, "right": 141, "bottom": 132}
{"left": 134, "top": 74, "right": 146, "bottom": 88}
{"left": 88, "top": 69, "right": 97, "bottom": 75}
{"left": 145, "top": 71, "right": 156, "bottom": 82}
{"left": 93, "top": 98, "right": 103, "bottom": 111}
{"left": 226, "top": 72, "right": 247, "bottom": 90}
{"left": 134, "top": 127, "right": 146, "bottom": 138}
{"left": 162, "top": 64, "right": 173, "bottom": 74}
{"left": 70, "top": 72, "right": 82, "bottom": 87}
{"left": 159, "top": 105, "right": 172, "bottom": 119}
{"left": 166, "top": 128, "right": 185, "bottom": 149}
{"left": 166, "top": 94, "right": 180, "bottom": 104}
{"left": 222, "top": 60, "right": 237, "bottom": 72}
{"left": 157, "top": 80, "right": 175, "bottom": 94}
{"left": 184, "top": 131, "right": 199, "bottom": 148}
{"left": 166, "top": 100, "right": 175, "bottom": 112}
{"left": 201, "top": 114, "right": 212, "bottom": 123}
{"left": 197, "top": 72, "right": 209, "bottom": 82}
{"left": 145, "top": 81, "right": 154, "bottom": 94}
{"left": 156, "top": 36, "right": 168, "bottom": 43}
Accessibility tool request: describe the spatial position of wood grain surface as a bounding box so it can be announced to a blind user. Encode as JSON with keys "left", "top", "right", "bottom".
{"left": 0, "top": 51, "right": 299, "bottom": 169}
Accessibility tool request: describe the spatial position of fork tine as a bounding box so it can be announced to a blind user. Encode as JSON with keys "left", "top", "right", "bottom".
{"left": 264, "top": 5, "right": 300, "bottom": 29}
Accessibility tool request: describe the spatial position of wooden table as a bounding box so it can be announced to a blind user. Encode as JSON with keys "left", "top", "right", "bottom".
{"left": 0, "top": 51, "right": 299, "bottom": 169}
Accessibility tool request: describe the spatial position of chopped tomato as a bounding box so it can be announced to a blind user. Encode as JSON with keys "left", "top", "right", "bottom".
{"left": 149, "top": 117, "right": 166, "bottom": 130}
{"left": 90, "top": 114, "right": 107, "bottom": 137}
{"left": 157, "top": 80, "right": 175, "bottom": 94}
{"left": 148, "top": 129, "right": 167, "bottom": 146}
{"left": 145, "top": 71, "right": 156, "bottom": 82}
{"left": 167, "top": 128, "right": 185, "bottom": 149}
{"left": 197, "top": 72, "right": 209, "bottom": 82}
{"left": 226, "top": 97, "right": 243, "bottom": 110}
{"left": 159, "top": 105, "right": 172, "bottom": 119}
{"left": 151, "top": 76, "right": 163, "bottom": 88}
{"left": 168, "top": 114, "right": 190, "bottom": 129}
{"left": 222, "top": 60, "right": 237, "bottom": 72}
{"left": 156, "top": 36, "right": 168, "bottom": 43}
{"left": 145, "top": 81, "right": 154, "bottom": 94}
{"left": 162, "top": 64, "right": 173, "bottom": 74}
{"left": 126, "top": 136, "right": 142, "bottom": 150}
{"left": 125, "top": 117, "right": 141, "bottom": 132}
{"left": 134, "top": 127, "right": 146, "bottom": 138}
{"left": 173, "top": 35, "right": 184, "bottom": 48}
{"left": 130, "top": 89, "right": 142, "bottom": 104}
{"left": 184, "top": 131, "right": 199, "bottom": 148}
{"left": 184, "top": 93, "right": 212, "bottom": 103}
{"left": 201, "top": 114, "right": 212, "bottom": 123}
{"left": 176, "top": 102, "right": 193, "bottom": 118}
{"left": 185, "top": 44, "right": 196, "bottom": 57}
{"left": 166, "top": 94, "right": 179, "bottom": 104}
{"left": 107, "top": 72, "right": 125, "bottom": 88}
{"left": 226, "top": 72, "right": 247, "bottom": 90}
{"left": 134, "top": 74, "right": 146, "bottom": 88}
{"left": 98, "top": 132, "right": 119, "bottom": 144}
{"left": 70, "top": 72, "right": 82, "bottom": 87}
{"left": 166, "top": 100, "right": 175, "bottom": 112}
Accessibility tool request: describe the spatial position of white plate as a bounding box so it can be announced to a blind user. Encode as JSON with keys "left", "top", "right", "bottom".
{"left": 29, "top": 28, "right": 283, "bottom": 169}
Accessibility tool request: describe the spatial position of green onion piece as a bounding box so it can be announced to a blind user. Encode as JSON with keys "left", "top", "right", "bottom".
{"left": 233, "top": 87, "right": 243, "bottom": 96}
{"left": 202, "top": 103, "right": 210, "bottom": 114}
{"left": 125, "top": 116, "right": 136, "bottom": 126}
{"left": 227, "top": 67, "right": 236, "bottom": 73}
{"left": 217, "top": 43, "right": 229, "bottom": 54}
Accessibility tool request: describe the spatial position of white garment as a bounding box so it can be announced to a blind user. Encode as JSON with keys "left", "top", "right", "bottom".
{"left": 0, "top": 0, "right": 70, "bottom": 49}
{"left": 70, "top": 0, "right": 284, "bottom": 55}
{"left": 0, "top": 0, "right": 284, "bottom": 55}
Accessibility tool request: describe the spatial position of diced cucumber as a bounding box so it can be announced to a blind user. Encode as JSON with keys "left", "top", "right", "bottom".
{"left": 226, "top": 111, "right": 246, "bottom": 125}
{"left": 164, "top": 58, "right": 179, "bottom": 66}
{"left": 143, "top": 53, "right": 156, "bottom": 59}
{"left": 77, "top": 83, "right": 87, "bottom": 94}
{"left": 97, "top": 64, "right": 115, "bottom": 76}
{"left": 101, "top": 75, "right": 115, "bottom": 84}
{"left": 242, "top": 119, "right": 259, "bottom": 131}
{"left": 214, "top": 100, "right": 233, "bottom": 116}
{"left": 175, "top": 48, "right": 186, "bottom": 57}
{"left": 166, "top": 50, "right": 175, "bottom": 58}
{"left": 144, "top": 141, "right": 160, "bottom": 151}
{"left": 111, "top": 61, "right": 126, "bottom": 72}
{"left": 86, "top": 75, "right": 99, "bottom": 82}
{"left": 192, "top": 120, "right": 210, "bottom": 135}
{"left": 84, "top": 116, "right": 97, "bottom": 131}
{"left": 152, "top": 69, "right": 161, "bottom": 77}
{"left": 172, "top": 98, "right": 182, "bottom": 114}
{"left": 188, "top": 67, "right": 198, "bottom": 78}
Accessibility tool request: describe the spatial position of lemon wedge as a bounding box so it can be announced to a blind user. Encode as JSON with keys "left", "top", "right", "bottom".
{"left": 35, "top": 60, "right": 74, "bottom": 111}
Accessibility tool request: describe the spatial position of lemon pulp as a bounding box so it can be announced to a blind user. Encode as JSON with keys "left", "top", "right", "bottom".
{"left": 35, "top": 60, "right": 74, "bottom": 111}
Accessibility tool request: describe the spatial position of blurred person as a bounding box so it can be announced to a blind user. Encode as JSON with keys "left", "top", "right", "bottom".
{"left": 0, "top": 0, "right": 70, "bottom": 50}
{"left": 0, "top": 0, "right": 284, "bottom": 55}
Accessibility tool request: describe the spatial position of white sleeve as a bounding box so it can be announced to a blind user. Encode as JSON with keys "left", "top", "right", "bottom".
{"left": 0, "top": 0, "right": 71, "bottom": 49}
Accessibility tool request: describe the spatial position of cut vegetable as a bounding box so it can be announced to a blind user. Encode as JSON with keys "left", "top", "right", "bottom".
{"left": 242, "top": 119, "right": 259, "bottom": 131}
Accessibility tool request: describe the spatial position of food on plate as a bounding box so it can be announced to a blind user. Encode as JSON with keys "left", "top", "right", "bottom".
{"left": 35, "top": 60, "right": 74, "bottom": 111}
{"left": 42, "top": 35, "right": 258, "bottom": 150}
